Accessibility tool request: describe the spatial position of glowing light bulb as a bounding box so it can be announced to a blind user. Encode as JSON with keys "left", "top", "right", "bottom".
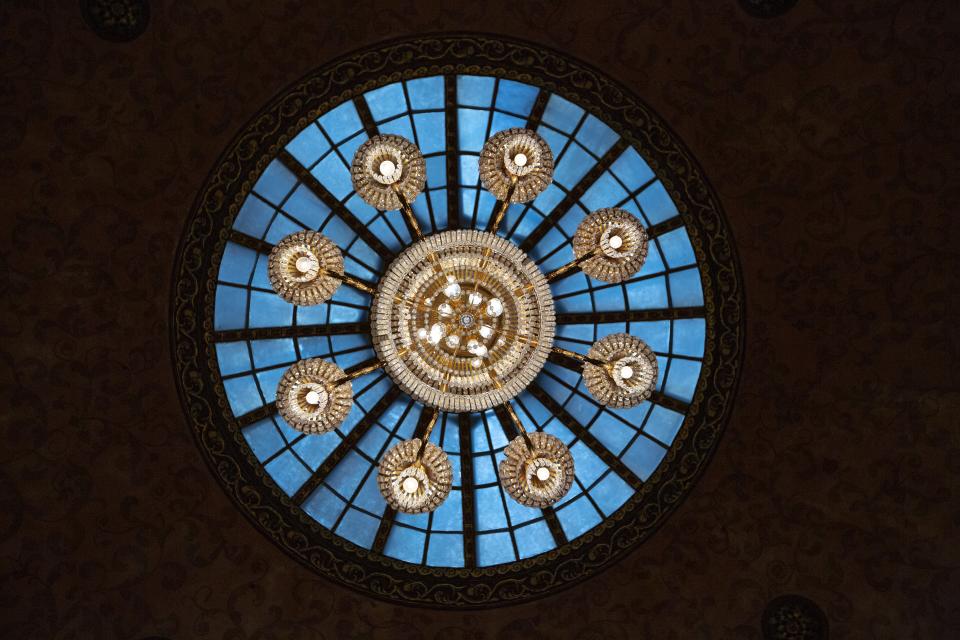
{"left": 295, "top": 256, "right": 315, "bottom": 273}
{"left": 379, "top": 160, "right": 396, "bottom": 176}
{"left": 471, "top": 357, "right": 483, "bottom": 369}
{"left": 429, "top": 323, "right": 445, "bottom": 344}
{"left": 402, "top": 477, "right": 419, "bottom": 494}
{"left": 305, "top": 390, "right": 321, "bottom": 405}
{"left": 438, "top": 303, "right": 454, "bottom": 316}
{"left": 417, "top": 328, "right": 428, "bottom": 340}
{"left": 479, "top": 325, "right": 493, "bottom": 339}
{"left": 443, "top": 282, "right": 462, "bottom": 299}
{"left": 620, "top": 365, "right": 634, "bottom": 380}
{"left": 486, "top": 298, "right": 503, "bottom": 317}
{"left": 445, "top": 335, "right": 460, "bottom": 348}
{"left": 609, "top": 235, "right": 623, "bottom": 249}
{"left": 468, "top": 292, "right": 483, "bottom": 306}
{"left": 536, "top": 467, "right": 551, "bottom": 481}
{"left": 514, "top": 153, "right": 528, "bottom": 167}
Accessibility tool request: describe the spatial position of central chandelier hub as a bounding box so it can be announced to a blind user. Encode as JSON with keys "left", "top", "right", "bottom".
{"left": 372, "top": 229, "right": 555, "bottom": 412}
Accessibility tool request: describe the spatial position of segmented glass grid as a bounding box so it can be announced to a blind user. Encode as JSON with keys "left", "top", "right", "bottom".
{"left": 212, "top": 75, "right": 706, "bottom": 568}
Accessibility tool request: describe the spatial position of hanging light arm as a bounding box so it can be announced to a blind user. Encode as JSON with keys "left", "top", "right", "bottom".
{"left": 487, "top": 175, "right": 518, "bottom": 235}
{"left": 545, "top": 247, "right": 600, "bottom": 283}
{"left": 333, "top": 359, "right": 385, "bottom": 386}
{"left": 392, "top": 183, "right": 423, "bottom": 240}
{"left": 503, "top": 402, "right": 535, "bottom": 451}
{"left": 415, "top": 408, "right": 441, "bottom": 460}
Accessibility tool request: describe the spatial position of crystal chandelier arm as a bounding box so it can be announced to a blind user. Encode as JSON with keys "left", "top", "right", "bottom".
{"left": 545, "top": 247, "right": 600, "bottom": 283}
{"left": 486, "top": 175, "right": 518, "bottom": 235}
{"left": 414, "top": 407, "right": 441, "bottom": 459}
{"left": 391, "top": 182, "right": 423, "bottom": 241}
{"left": 502, "top": 401, "right": 535, "bottom": 451}
{"left": 551, "top": 345, "right": 605, "bottom": 367}
{"left": 333, "top": 359, "right": 385, "bottom": 386}
{"left": 333, "top": 271, "right": 377, "bottom": 295}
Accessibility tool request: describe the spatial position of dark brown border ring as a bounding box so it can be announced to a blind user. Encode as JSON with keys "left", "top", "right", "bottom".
{"left": 170, "top": 32, "right": 745, "bottom": 608}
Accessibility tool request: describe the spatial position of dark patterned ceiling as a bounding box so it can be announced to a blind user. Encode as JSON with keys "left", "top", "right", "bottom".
{"left": 1, "top": 0, "right": 956, "bottom": 637}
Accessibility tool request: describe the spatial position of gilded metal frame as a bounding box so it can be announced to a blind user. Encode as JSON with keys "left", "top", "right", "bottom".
{"left": 170, "top": 33, "right": 745, "bottom": 608}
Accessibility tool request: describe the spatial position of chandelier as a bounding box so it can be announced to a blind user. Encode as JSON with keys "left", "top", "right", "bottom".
{"left": 265, "top": 128, "right": 658, "bottom": 515}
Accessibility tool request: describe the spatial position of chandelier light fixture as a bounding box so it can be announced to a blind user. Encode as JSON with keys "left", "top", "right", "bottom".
{"left": 266, "top": 129, "right": 659, "bottom": 515}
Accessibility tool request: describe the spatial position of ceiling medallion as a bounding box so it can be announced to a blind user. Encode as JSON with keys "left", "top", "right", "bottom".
{"left": 173, "top": 34, "right": 744, "bottom": 608}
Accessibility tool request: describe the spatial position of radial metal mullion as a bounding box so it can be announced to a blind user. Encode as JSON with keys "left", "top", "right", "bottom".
{"left": 540, "top": 506, "right": 568, "bottom": 546}
{"left": 290, "top": 385, "right": 401, "bottom": 504}
{"left": 458, "top": 412, "right": 477, "bottom": 568}
{"left": 277, "top": 149, "right": 395, "bottom": 261}
{"left": 528, "top": 384, "right": 644, "bottom": 491}
{"left": 233, "top": 402, "right": 278, "bottom": 428}
{"left": 525, "top": 89, "right": 549, "bottom": 130}
{"left": 646, "top": 215, "right": 686, "bottom": 239}
{"left": 228, "top": 229, "right": 273, "bottom": 255}
{"left": 555, "top": 306, "right": 705, "bottom": 325}
{"left": 213, "top": 321, "right": 370, "bottom": 343}
{"left": 353, "top": 94, "right": 379, "bottom": 139}
{"left": 444, "top": 74, "right": 460, "bottom": 229}
{"left": 519, "top": 138, "right": 630, "bottom": 253}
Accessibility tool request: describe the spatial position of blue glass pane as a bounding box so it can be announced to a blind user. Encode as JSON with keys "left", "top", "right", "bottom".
{"left": 219, "top": 242, "right": 257, "bottom": 284}
{"left": 326, "top": 451, "right": 370, "bottom": 498}
{"left": 626, "top": 276, "right": 669, "bottom": 309}
{"left": 581, "top": 171, "right": 629, "bottom": 212}
{"left": 629, "top": 320, "right": 670, "bottom": 353}
{"left": 318, "top": 101, "right": 362, "bottom": 143}
{"left": 335, "top": 508, "right": 379, "bottom": 548}
{"left": 490, "top": 111, "right": 526, "bottom": 135}
{"left": 216, "top": 341, "right": 251, "bottom": 375}
{"left": 233, "top": 196, "right": 275, "bottom": 239}
{"left": 377, "top": 115, "right": 415, "bottom": 141}
{"left": 554, "top": 143, "right": 593, "bottom": 186}
{"left": 537, "top": 125, "right": 569, "bottom": 161}
{"left": 658, "top": 229, "right": 696, "bottom": 268}
{"left": 542, "top": 94, "right": 584, "bottom": 134}
{"left": 622, "top": 436, "right": 667, "bottom": 481}
{"left": 477, "top": 531, "right": 515, "bottom": 566}
{"left": 610, "top": 146, "right": 654, "bottom": 188}
{"left": 473, "top": 455, "right": 498, "bottom": 485}
{"left": 353, "top": 472, "right": 387, "bottom": 513}
{"left": 264, "top": 212, "right": 306, "bottom": 245}
{"left": 427, "top": 533, "right": 464, "bottom": 567}
{"left": 282, "top": 185, "right": 330, "bottom": 230}
{"left": 590, "top": 472, "right": 634, "bottom": 516}
{"left": 223, "top": 375, "right": 262, "bottom": 416}
{"left": 286, "top": 124, "right": 330, "bottom": 168}
{"left": 514, "top": 520, "right": 554, "bottom": 559}
{"left": 431, "top": 489, "right": 462, "bottom": 532}
{"left": 214, "top": 286, "right": 247, "bottom": 330}
{"left": 293, "top": 434, "right": 339, "bottom": 471}
{"left": 242, "top": 417, "right": 285, "bottom": 461}
{"left": 425, "top": 154, "right": 446, "bottom": 186}
{"left": 664, "top": 358, "right": 701, "bottom": 403}
{"left": 414, "top": 112, "right": 445, "bottom": 154}
{"left": 253, "top": 160, "right": 296, "bottom": 205}
{"left": 672, "top": 318, "right": 706, "bottom": 357}
{"left": 311, "top": 153, "right": 353, "bottom": 200}
{"left": 644, "top": 405, "right": 685, "bottom": 446}
{"left": 250, "top": 339, "right": 296, "bottom": 368}
{"left": 591, "top": 411, "right": 637, "bottom": 456}
{"left": 264, "top": 450, "right": 311, "bottom": 496}
{"left": 248, "top": 291, "right": 294, "bottom": 328}
{"left": 637, "top": 180, "right": 679, "bottom": 224}
{"left": 457, "top": 75, "right": 495, "bottom": 107}
{"left": 255, "top": 366, "right": 285, "bottom": 403}
{"left": 475, "top": 486, "right": 508, "bottom": 530}
{"left": 495, "top": 79, "right": 538, "bottom": 115}
{"left": 302, "top": 486, "right": 346, "bottom": 529}
{"left": 458, "top": 109, "right": 488, "bottom": 152}
{"left": 576, "top": 114, "right": 618, "bottom": 156}
{"left": 504, "top": 494, "right": 540, "bottom": 527}
{"left": 406, "top": 76, "right": 444, "bottom": 110}
{"left": 556, "top": 495, "right": 602, "bottom": 540}
{"left": 570, "top": 441, "right": 607, "bottom": 486}
{"left": 365, "top": 82, "right": 407, "bottom": 121}
{"left": 669, "top": 268, "right": 704, "bottom": 306}
{"left": 384, "top": 525, "right": 425, "bottom": 563}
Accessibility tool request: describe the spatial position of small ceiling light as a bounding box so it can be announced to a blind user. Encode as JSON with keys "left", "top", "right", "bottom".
{"left": 582, "top": 333, "right": 658, "bottom": 407}
{"left": 573, "top": 208, "right": 649, "bottom": 283}
{"left": 499, "top": 406, "right": 575, "bottom": 508}
{"left": 267, "top": 231, "right": 345, "bottom": 305}
{"left": 378, "top": 411, "right": 452, "bottom": 513}
{"left": 275, "top": 358, "right": 355, "bottom": 433}
{"left": 351, "top": 134, "right": 426, "bottom": 238}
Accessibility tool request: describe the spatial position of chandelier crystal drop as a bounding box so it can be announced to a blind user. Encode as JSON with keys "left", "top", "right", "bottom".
{"left": 572, "top": 208, "right": 650, "bottom": 283}
{"left": 275, "top": 358, "right": 355, "bottom": 434}
{"left": 582, "top": 333, "right": 659, "bottom": 408}
{"left": 264, "top": 129, "right": 661, "bottom": 515}
{"left": 267, "top": 230, "right": 344, "bottom": 305}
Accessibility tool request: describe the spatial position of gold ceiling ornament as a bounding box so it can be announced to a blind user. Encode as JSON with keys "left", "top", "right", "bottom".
{"left": 377, "top": 411, "right": 452, "bottom": 513}
{"left": 572, "top": 208, "right": 649, "bottom": 283}
{"left": 267, "top": 230, "right": 345, "bottom": 305}
{"left": 351, "top": 134, "right": 426, "bottom": 212}
{"left": 498, "top": 405, "right": 574, "bottom": 508}
{"left": 479, "top": 128, "right": 554, "bottom": 204}
{"left": 274, "top": 358, "right": 355, "bottom": 434}
{"left": 371, "top": 229, "right": 555, "bottom": 412}
{"left": 582, "top": 333, "right": 658, "bottom": 408}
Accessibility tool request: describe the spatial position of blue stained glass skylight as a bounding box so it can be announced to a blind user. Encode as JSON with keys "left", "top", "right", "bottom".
{"left": 212, "top": 75, "right": 705, "bottom": 569}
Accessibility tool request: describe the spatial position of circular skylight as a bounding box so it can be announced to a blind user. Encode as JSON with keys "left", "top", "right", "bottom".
{"left": 172, "top": 34, "right": 744, "bottom": 607}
